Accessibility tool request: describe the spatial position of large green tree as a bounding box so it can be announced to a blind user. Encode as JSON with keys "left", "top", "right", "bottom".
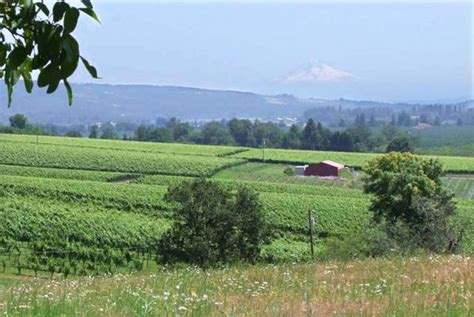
{"left": 200, "top": 121, "right": 234, "bottom": 145}
{"left": 0, "top": 0, "right": 99, "bottom": 106}
{"left": 8, "top": 112, "right": 26, "bottom": 128}
{"left": 385, "top": 135, "right": 415, "bottom": 153}
{"left": 158, "top": 179, "right": 271, "bottom": 266}
{"left": 363, "top": 152, "right": 459, "bottom": 252}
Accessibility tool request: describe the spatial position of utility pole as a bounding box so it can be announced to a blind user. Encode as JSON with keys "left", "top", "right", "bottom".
{"left": 308, "top": 209, "right": 315, "bottom": 260}
{"left": 262, "top": 138, "right": 266, "bottom": 162}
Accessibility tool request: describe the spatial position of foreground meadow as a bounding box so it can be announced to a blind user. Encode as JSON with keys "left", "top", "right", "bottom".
{"left": 0, "top": 255, "right": 472, "bottom": 316}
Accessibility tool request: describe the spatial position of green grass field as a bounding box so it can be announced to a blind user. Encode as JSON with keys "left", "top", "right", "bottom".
{"left": 213, "top": 162, "right": 362, "bottom": 188}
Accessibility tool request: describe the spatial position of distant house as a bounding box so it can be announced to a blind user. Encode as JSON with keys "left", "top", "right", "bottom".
{"left": 414, "top": 123, "right": 432, "bottom": 130}
{"left": 304, "top": 160, "right": 345, "bottom": 177}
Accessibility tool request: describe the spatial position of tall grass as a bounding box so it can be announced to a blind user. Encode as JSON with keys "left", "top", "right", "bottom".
{"left": 0, "top": 255, "right": 471, "bottom": 316}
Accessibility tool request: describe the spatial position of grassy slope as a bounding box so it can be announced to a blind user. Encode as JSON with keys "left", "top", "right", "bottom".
{"left": 0, "top": 256, "right": 471, "bottom": 316}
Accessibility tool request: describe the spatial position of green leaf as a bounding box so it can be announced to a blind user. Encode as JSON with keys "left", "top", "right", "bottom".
{"left": 53, "top": 2, "right": 69, "bottom": 22}
{"left": 64, "top": 79, "right": 73, "bottom": 106}
{"left": 80, "top": 56, "right": 99, "bottom": 79}
{"left": 37, "top": 64, "right": 60, "bottom": 88}
{"left": 61, "top": 34, "right": 80, "bottom": 63}
{"left": 35, "top": 2, "right": 50, "bottom": 16}
{"left": 47, "top": 80, "right": 60, "bottom": 94}
{"left": 7, "top": 82, "right": 13, "bottom": 107}
{"left": 81, "top": 0, "right": 93, "bottom": 9}
{"left": 5, "top": 68, "right": 20, "bottom": 107}
{"left": 60, "top": 55, "right": 79, "bottom": 79}
{"left": 8, "top": 46, "right": 27, "bottom": 68}
{"left": 64, "top": 8, "right": 80, "bottom": 34}
{"left": 21, "top": 58, "right": 33, "bottom": 93}
{"left": 20, "top": 0, "right": 33, "bottom": 8}
{"left": 22, "top": 71, "right": 33, "bottom": 93}
{"left": 79, "top": 7, "right": 100, "bottom": 23}
{"left": 0, "top": 44, "right": 8, "bottom": 67}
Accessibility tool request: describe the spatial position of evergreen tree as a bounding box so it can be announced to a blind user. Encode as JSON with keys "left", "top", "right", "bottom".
{"left": 89, "top": 125, "right": 99, "bottom": 139}
{"left": 355, "top": 113, "right": 366, "bottom": 126}
{"left": 390, "top": 114, "right": 397, "bottom": 126}
{"left": 302, "top": 119, "right": 317, "bottom": 150}
{"left": 282, "top": 125, "right": 302, "bottom": 149}
{"left": 316, "top": 122, "right": 331, "bottom": 150}
{"left": 369, "top": 115, "right": 376, "bottom": 127}
{"left": 330, "top": 131, "right": 354, "bottom": 151}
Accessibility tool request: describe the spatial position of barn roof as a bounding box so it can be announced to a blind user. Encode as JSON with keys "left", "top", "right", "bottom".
{"left": 321, "top": 160, "right": 345, "bottom": 170}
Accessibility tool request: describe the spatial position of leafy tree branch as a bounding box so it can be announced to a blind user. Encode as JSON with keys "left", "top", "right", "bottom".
{"left": 0, "top": 0, "right": 99, "bottom": 106}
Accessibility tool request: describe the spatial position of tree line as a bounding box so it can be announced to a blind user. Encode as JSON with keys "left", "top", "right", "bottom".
{"left": 132, "top": 118, "right": 416, "bottom": 153}
{"left": 304, "top": 102, "right": 474, "bottom": 128}
{"left": 1, "top": 114, "right": 417, "bottom": 153}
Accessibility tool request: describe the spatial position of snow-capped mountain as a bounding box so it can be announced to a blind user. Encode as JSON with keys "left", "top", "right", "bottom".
{"left": 282, "top": 59, "right": 357, "bottom": 82}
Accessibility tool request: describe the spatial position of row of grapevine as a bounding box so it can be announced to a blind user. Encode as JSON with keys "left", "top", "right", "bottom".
{"left": 3, "top": 173, "right": 470, "bottom": 242}
{"left": 0, "top": 175, "right": 372, "bottom": 238}
{"left": 0, "top": 164, "right": 128, "bottom": 182}
{"left": 444, "top": 177, "right": 474, "bottom": 200}
{"left": 0, "top": 142, "right": 245, "bottom": 176}
{"left": 260, "top": 192, "right": 371, "bottom": 236}
{"left": 0, "top": 175, "right": 171, "bottom": 213}
{"left": 134, "top": 174, "right": 366, "bottom": 198}
{"left": 0, "top": 195, "right": 171, "bottom": 275}
{"left": 0, "top": 161, "right": 364, "bottom": 201}
{"left": 0, "top": 133, "right": 244, "bottom": 157}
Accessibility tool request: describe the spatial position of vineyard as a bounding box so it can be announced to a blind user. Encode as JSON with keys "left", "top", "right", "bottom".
{"left": 0, "top": 142, "right": 244, "bottom": 177}
{"left": 0, "top": 133, "right": 473, "bottom": 276}
{"left": 0, "top": 134, "right": 244, "bottom": 157}
{"left": 444, "top": 176, "right": 474, "bottom": 200}
{"left": 231, "top": 148, "right": 474, "bottom": 173}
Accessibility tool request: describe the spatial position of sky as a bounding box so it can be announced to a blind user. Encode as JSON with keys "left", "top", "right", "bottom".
{"left": 71, "top": 0, "right": 473, "bottom": 102}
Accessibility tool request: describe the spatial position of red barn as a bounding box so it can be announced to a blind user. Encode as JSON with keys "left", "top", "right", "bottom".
{"left": 304, "top": 160, "right": 345, "bottom": 177}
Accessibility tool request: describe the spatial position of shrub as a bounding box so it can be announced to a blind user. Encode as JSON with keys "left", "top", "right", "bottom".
{"left": 283, "top": 166, "right": 295, "bottom": 176}
{"left": 364, "top": 152, "right": 459, "bottom": 253}
{"left": 158, "top": 179, "right": 271, "bottom": 266}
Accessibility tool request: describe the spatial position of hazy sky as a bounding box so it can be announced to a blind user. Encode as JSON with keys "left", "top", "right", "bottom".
{"left": 72, "top": 0, "right": 473, "bottom": 101}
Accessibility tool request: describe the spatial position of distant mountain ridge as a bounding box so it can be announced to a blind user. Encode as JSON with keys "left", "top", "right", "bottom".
{"left": 0, "top": 83, "right": 471, "bottom": 125}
